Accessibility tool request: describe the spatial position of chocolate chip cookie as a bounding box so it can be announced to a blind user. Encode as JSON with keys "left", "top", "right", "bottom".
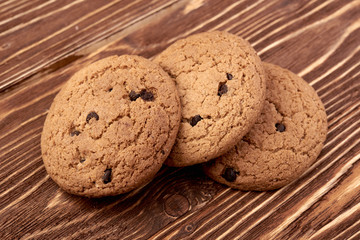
{"left": 154, "top": 31, "right": 266, "bottom": 167}
{"left": 203, "top": 62, "right": 328, "bottom": 191}
{"left": 41, "top": 55, "right": 181, "bottom": 197}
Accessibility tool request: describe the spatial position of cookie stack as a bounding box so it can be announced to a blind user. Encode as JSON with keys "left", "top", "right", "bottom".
{"left": 41, "top": 31, "right": 327, "bottom": 197}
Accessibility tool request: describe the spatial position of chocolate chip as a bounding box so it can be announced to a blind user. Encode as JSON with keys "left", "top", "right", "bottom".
{"left": 275, "top": 123, "right": 286, "bottom": 132}
{"left": 86, "top": 112, "right": 99, "bottom": 123}
{"left": 140, "top": 89, "right": 154, "bottom": 101}
{"left": 218, "top": 82, "right": 228, "bottom": 96}
{"left": 108, "top": 88, "right": 113, "bottom": 92}
{"left": 226, "top": 73, "right": 233, "bottom": 80}
{"left": 70, "top": 130, "right": 80, "bottom": 136}
{"left": 103, "top": 168, "right": 112, "bottom": 184}
{"left": 190, "top": 115, "right": 203, "bottom": 127}
{"left": 129, "top": 90, "right": 140, "bottom": 101}
{"left": 80, "top": 158, "right": 85, "bottom": 163}
{"left": 221, "top": 168, "right": 238, "bottom": 182}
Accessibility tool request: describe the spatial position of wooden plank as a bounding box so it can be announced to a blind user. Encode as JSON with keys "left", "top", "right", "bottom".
{"left": 0, "top": 0, "right": 182, "bottom": 92}
{"left": 0, "top": 0, "right": 359, "bottom": 239}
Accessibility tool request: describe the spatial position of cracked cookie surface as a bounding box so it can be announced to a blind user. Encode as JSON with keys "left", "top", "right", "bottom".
{"left": 154, "top": 31, "right": 266, "bottom": 167}
{"left": 41, "top": 55, "right": 181, "bottom": 197}
{"left": 203, "top": 62, "right": 328, "bottom": 191}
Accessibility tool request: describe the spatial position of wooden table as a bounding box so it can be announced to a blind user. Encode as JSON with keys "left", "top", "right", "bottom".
{"left": 1, "top": 0, "right": 359, "bottom": 239}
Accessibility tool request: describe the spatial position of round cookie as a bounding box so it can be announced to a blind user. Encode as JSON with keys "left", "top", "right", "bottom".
{"left": 203, "top": 62, "right": 328, "bottom": 191}
{"left": 41, "top": 55, "right": 181, "bottom": 197}
{"left": 154, "top": 31, "right": 266, "bottom": 167}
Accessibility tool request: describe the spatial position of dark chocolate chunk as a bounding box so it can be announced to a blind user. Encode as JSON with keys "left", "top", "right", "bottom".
{"left": 140, "top": 89, "right": 154, "bottom": 101}
{"left": 108, "top": 88, "right": 113, "bottom": 92}
{"left": 275, "top": 123, "right": 286, "bottom": 132}
{"left": 70, "top": 130, "right": 80, "bottom": 136}
{"left": 221, "top": 167, "right": 238, "bottom": 182}
{"left": 226, "top": 73, "right": 233, "bottom": 80}
{"left": 129, "top": 90, "right": 140, "bottom": 101}
{"left": 190, "top": 115, "right": 203, "bottom": 127}
{"left": 80, "top": 158, "right": 85, "bottom": 163}
{"left": 86, "top": 112, "right": 99, "bottom": 123}
{"left": 103, "top": 168, "right": 112, "bottom": 184}
{"left": 218, "top": 82, "right": 228, "bottom": 96}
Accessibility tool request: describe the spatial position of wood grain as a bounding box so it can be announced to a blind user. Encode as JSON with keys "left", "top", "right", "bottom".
{"left": 0, "top": 0, "right": 359, "bottom": 239}
{"left": 0, "top": 0, "right": 183, "bottom": 92}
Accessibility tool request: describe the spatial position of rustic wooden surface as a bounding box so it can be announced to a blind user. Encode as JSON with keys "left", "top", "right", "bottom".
{"left": 1, "top": 0, "right": 359, "bottom": 239}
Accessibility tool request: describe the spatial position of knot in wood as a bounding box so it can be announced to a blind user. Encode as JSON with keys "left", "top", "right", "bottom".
{"left": 164, "top": 194, "right": 190, "bottom": 217}
{"left": 185, "top": 223, "right": 195, "bottom": 233}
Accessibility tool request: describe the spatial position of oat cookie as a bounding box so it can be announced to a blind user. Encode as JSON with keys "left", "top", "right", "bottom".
{"left": 41, "top": 55, "right": 181, "bottom": 197}
{"left": 154, "top": 31, "right": 266, "bottom": 167}
{"left": 203, "top": 62, "right": 328, "bottom": 191}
